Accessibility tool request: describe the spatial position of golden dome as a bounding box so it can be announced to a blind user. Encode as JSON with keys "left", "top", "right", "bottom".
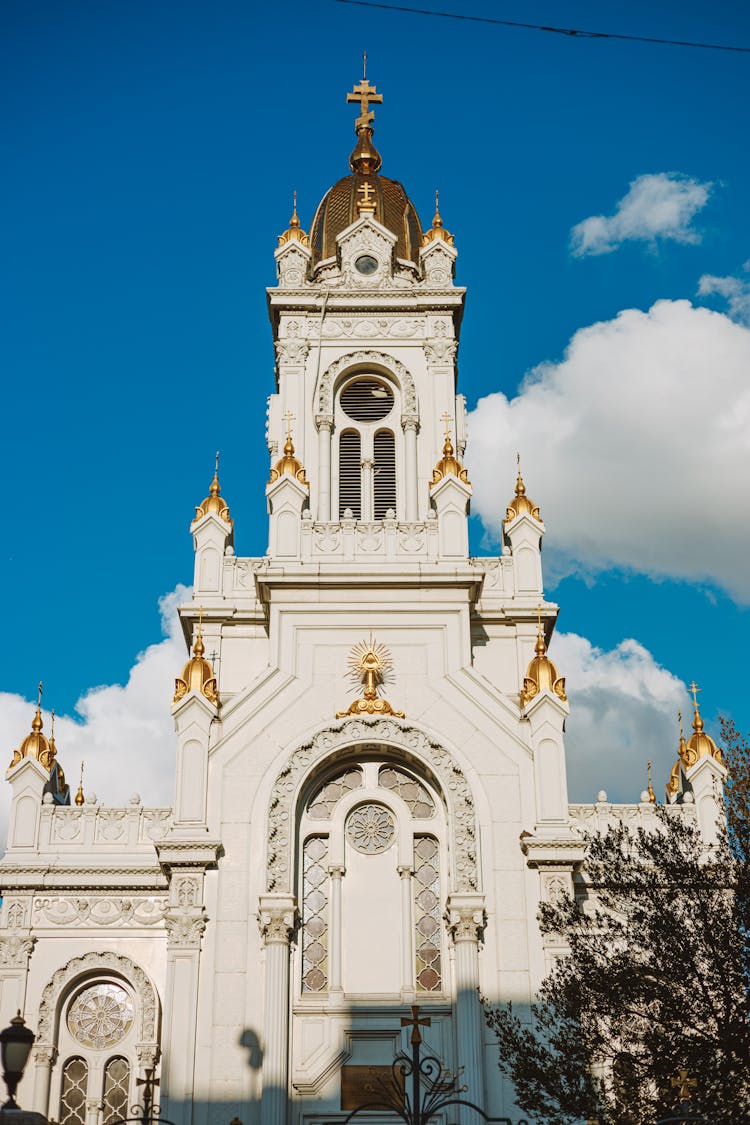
{"left": 173, "top": 630, "right": 218, "bottom": 707}
{"left": 430, "top": 431, "right": 470, "bottom": 487}
{"left": 195, "top": 453, "right": 232, "bottom": 526}
{"left": 309, "top": 69, "right": 423, "bottom": 266}
{"left": 422, "top": 191, "right": 454, "bottom": 248}
{"left": 10, "top": 684, "right": 54, "bottom": 771}
{"left": 683, "top": 683, "right": 724, "bottom": 768}
{"left": 521, "top": 611, "right": 567, "bottom": 707}
{"left": 268, "top": 431, "right": 309, "bottom": 488}
{"left": 505, "top": 457, "right": 542, "bottom": 525}
{"left": 278, "top": 192, "right": 310, "bottom": 248}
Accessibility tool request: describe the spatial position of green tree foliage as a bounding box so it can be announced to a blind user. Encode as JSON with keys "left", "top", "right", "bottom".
{"left": 484, "top": 728, "right": 750, "bottom": 1125}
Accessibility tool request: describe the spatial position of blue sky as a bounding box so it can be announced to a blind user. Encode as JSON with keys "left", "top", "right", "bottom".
{"left": 2, "top": 0, "right": 749, "bottom": 806}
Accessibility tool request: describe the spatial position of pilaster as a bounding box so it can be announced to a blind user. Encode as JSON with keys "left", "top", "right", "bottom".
{"left": 258, "top": 894, "right": 297, "bottom": 1125}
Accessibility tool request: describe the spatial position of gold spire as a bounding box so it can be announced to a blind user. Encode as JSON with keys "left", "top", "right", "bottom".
{"left": 422, "top": 191, "right": 454, "bottom": 247}
{"left": 173, "top": 607, "right": 219, "bottom": 706}
{"left": 268, "top": 412, "right": 309, "bottom": 488}
{"left": 10, "top": 682, "right": 54, "bottom": 770}
{"left": 346, "top": 55, "right": 383, "bottom": 175}
{"left": 683, "top": 682, "right": 724, "bottom": 767}
{"left": 666, "top": 712, "right": 686, "bottom": 798}
{"left": 336, "top": 636, "right": 405, "bottom": 719}
{"left": 195, "top": 452, "right": 233, "bottom": 526}
{"left": 75, "top": 761, "right": 85, "bottom": 806}
{"left": 646, "top": 760, "right": 656, "bottom": 804}
{"left": 520, "top": 606, "right": 567, "bottom": 707}
{"left": 430, "top": 413, "right": 470, "bottom": 487}
{"left": 278, "top": 191, "right": 310, "bottom": 247}
{"left": 505, "top": 453, "right": 542, "bottom": 525}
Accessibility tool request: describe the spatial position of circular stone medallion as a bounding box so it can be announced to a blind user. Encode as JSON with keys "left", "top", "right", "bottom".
{"left": 346, "top": 803, "right": 396, "bottom": 854}
{"left": 67, "top": 982, "right": 134, "bottom": 1049}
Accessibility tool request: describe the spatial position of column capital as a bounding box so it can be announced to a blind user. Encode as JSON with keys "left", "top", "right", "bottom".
{"left": 328, "top": 864, "right": 346, "bottom": 879}
{"left": 401, "top": 414, "right": 419, "bottom": 433}
{"left": 164, "top": 906, "right": 208, "bottom": 950}
{"left": 397, "top": 864, "right": 413, "bottom": 878}
{"left": 315, "top": 413, "right": 334, "bottom": 432}
{"left": 32, "top": 1045, "right": 57, "bottom": 1067}
{"left": 446, "top": 893, "right": 486, "bottom": 943}
{"left": 258, "top": 893, "right": 297, "bottom": 945}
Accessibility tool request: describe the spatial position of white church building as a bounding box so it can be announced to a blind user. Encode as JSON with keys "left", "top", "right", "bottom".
{"left": 0, "top": 71, "right": 726, "bottom": 1125}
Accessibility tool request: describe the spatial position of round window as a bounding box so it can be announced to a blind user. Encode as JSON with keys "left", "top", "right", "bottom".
{"left": 67, "top": 982, "right": 134, "bottom": 1049}
{"left": 340, "top": 378, "right": 394, "bottom": 423}
{"left": 354, "top": 254, "right": 378, "bottom": 275}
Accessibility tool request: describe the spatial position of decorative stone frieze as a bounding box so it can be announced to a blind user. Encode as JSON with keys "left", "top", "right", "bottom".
{"left": 31, "top": 896, "right": 167, "bottom": 928}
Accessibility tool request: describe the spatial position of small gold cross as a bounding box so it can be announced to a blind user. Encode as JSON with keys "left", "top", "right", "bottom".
{"left": 671, "top": 1068, "right": 697, "bottom": 1102}
{"left": 400, "top": 1004, "right": 431, "bottom": 1045}
{"left": 357, "top": 182, "right": 376, "bottom": 206}
{"left": 283, "top": 411, "right": 295, "bottom": 439}
{"left": 689, "top": 681, "right": 701, "bottom": 709}
{"left": 440, "top": 412, "right": 452, "bottom": 439}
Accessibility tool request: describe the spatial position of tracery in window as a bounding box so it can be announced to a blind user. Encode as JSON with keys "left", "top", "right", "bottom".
{"left": 102, "top": 1056, "right": 130, "bottom": 1125}
{"left": 379, "top": 766, "right": 435, "bottom": 817}
{"left": 302, "top": 836, "right": 329, "bottom": 992}
{"left": 308, "top": 767, "right": 363, "bottom": 819}
{"left": 67, "top": 982, "right": 134, "bottom": 1049}
{"left": 414, "top": 835, "right": 442, "bottom": 992}
{"left": 60, "top": 1057, "right": 88, "bottom": 1125}
{"left": 346, "top": 803, "right": 396, "bottom": 854}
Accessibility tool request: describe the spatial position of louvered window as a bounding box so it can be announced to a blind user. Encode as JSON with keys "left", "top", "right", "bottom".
{"left": 340, "top": 378, "right": 394, "bottom": 423}
{"left": 338, "top": 430, "right": 361, "bottom": 518}
{"left": 373, "top": 430, "right": 396, "bottom": 519}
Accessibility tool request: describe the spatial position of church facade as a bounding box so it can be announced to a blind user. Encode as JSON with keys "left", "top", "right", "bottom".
{"left": 0, "top": 72, "right": 725, "bottom": 1125}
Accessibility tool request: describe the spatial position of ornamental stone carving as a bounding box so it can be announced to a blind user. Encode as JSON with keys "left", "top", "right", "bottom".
{"left": 275, "top": 339, "right": 310, "bottom": 365}
{"left": 0, "top": 934, "right": 35, "bottom": 966}
{"left": 266, "top": 718, "right": 478, "bottom": 894}
{"left": 423, "top": 340, "right": 457, "bottom": 365}
{"left": 322, "top": 317, "right": 425, "bottom": 339}
{"left": 316, "top": 351, "right": 417, "bottom": 417}
{"left": 32, "top": 896, "right": 167, "bottom": 928}
{"left": 37, "top": 952, "right": 158, "bottom": 1047}
{"left": 258, "top": 901, "right": 297, "bottom": 945}
{"left": 446, "top": 901, "right": 486, "bottom": 943}
{"left": 163, "top": 906, "right": 208, "bottom": 949}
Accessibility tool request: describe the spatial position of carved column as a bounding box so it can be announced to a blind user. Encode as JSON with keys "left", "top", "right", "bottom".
{"left": 361, "top": 457, "right": 374, "bottom": 521}
{"left": 32, "top": 1045, "right": 56, "bottom": 1115}
{"left": 401, "top": 416, "right": 419, "bottom": 522}
{"left": 258, "top": 895, "right": 296, "bottom": 1125}
{"left": 328, "top": 866, "right": 345, "bottom": 994}
{"left": 160, "top": 873, "right": 207, "bottom": 1125}
{"left": 398, "top": 864, "right": 414, "bottom": 996}
{"left": 85, "top": 1095, "right": 102, "bottom": 1125}
{"left": 316, "top": 415, "right": 333, "bottom": 522}
{"left": 447, "top": 894, "right": 486, "bottom": 1114}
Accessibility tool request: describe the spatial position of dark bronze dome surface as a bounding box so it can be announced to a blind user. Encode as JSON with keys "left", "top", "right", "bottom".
{"left": 310, "top": 173, "right": 423, "bottom": 266}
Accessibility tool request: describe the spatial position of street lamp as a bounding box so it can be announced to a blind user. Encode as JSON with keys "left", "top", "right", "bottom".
{"left": 0, "top": 1012, "right": 35, "bottom": 1109}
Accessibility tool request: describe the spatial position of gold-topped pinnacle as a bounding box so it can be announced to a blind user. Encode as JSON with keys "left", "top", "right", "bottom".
{"left": 422, "top": 190, "right": 454, "bottom": 247}
{"left": 430, "top": 414, "right": 470, "bottom": 487}
{"left": 683, "top": 682, "right": 724, "bottom": 768}
{"left": 646, "top": 760, "right": 656, "bottom": 804}
{"left": 268, "top": 412, "right": 309, "bottom": 488}
{"left": 505, "top": 453, "right": 542, "bottom": 525}
{"left": 336, "top": 636, "right": 405, "bottom": 719}
{"left": 520, "top": 606, "right": 567, "bottom": 707}
{"left": 173, "top": 606, "right": 219, "bottom": 707}
{"left": 347, "top": 56, "right": 383, "bottom": 174}
{"left": 9, "top": 682, "right": 54, "bottom": 770}
{"left": 75, "top": 761, "right": 85, "bottom": 806}
{"left": 195, "top": 452, "right": 233, "bottom": 526}
{"left": 278, "top": 191, "right": 310, "bottom": 247}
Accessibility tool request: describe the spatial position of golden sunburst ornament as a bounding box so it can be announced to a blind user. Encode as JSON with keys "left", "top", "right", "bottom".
{"left": 336, "top": 636, "right": 405, "bottom": 719}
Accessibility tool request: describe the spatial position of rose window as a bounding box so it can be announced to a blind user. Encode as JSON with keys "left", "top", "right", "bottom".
{"left": 67, "top": 983, "right": 134, "bottom": 1049}
{"left": 346, "top": 803, "right": 396, "bottom": 854}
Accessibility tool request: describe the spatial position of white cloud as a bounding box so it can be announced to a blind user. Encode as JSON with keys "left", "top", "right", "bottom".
{"left": 698, "top": 261, "right": 750, "bottom": 325}
{"left": 0, "top": 585, "right": 190, "bottom": 843}
{"left": 467, "top": 299, "right": 750, "bottom": 602}
{"left": 570, "top": 173, "right": 712, "bottom": 257}
{"left": 552, "top": 632, "right": 687, "bottom": 803}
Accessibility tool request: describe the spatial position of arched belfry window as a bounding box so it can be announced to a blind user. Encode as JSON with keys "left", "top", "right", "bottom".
{"left": 54, "top": 979, "right": 139, "bottom": 1125}
{"left": 297, "top": 758, "right": 446, "bottom": 999}
{"left": 335, "top": 375, "right": 400, "bottom": 519}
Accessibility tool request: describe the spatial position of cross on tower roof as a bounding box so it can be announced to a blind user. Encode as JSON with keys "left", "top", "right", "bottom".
{"left": 440, "top": 412, "right": 452, "bottom": 439}
{"left": 689, "top": 681, "right": 701, "bottom": 710}
{"left": 347, "top": 54, "right": 383, "bottom": 132}
{"left": 283, "top": 410, "right": 295, "bottom": 439}
{"left": 400, "top": 1004, "right": 431, "bottom": 1045}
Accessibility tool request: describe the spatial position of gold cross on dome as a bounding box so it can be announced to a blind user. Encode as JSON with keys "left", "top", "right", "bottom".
{"left": 357, "top": 182, "right": 376, "bottom": 206}
{"left": 671, "top": 1069, "right": 697, "bottom": 1101}
{"left": 440, "top": 412, "right": 452, "bottom": 439}
{"left": 689, "top": 681, "right": 701, "bottom": 711}
{"left": 400, "top": 1004, "right": 431, "bottom": 1045}
{"left": 347, "top": 54, "right": 383, "bottom": 131}
{"left": 283, "top": 410, "right": 295, "bottom": 439}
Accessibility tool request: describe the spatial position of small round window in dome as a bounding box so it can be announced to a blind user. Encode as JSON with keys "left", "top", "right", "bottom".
{"left": 67, "top": 983, "right": 134, "bottom": 1049}
{"left": 340, "top": 378, "right": 394, "bottom": 423}
{"left": 355, "top": 254, "right": 379, "bottom": 275}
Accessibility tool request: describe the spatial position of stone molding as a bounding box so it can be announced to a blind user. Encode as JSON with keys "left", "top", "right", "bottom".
{"left": 36, "top": 951, "right": 159, "bottom": 1048}
{"left": 32, "top": 896, "right": 166, "bottom": 928}
{"left": 266, "top": 718, "right": 478, "bottom": 894}
{"left": 316, "top": 350, "right": 417, "bottom": 416}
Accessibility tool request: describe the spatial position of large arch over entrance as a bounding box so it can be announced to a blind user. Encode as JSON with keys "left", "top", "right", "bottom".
{"left": 266, "top": 717, "right": 478, "bottom": 894}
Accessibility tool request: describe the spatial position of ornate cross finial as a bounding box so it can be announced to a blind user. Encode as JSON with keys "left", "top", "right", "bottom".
{"left": 346, "top": 60, "right": 383, "bottom": 131}
{"left": 678, "top": 710, "right": 684, "bottom": 739}
{"left": 671, "top": 1068, "right": 697, "bottom": 1102}
{"left": 357, "top": 181, "right": 376, "bottom": 211}
{"left": 689, "top": 681, "right": 701, "bottom": 711}
{"left": 400, "top": 1004, "right": 431, "bottom": 1045}
{"left": 536, "top": 604, "right": 544, "bottom": 632}
{"left": 50, "top": 709, "right": 55, "bottom": 736}
{"left": 215, "top": 450, "right": 220, "bottom": 475}
{"left": 283, "top": 411, "right": 295, "bottom": 440}
{"left": 440, "top": 412, "right": 452, "bottom": 439}
{"left": 37, "top": 681, "right": 43, "bottom": 707}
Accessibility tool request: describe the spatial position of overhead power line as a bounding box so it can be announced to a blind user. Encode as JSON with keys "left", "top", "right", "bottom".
{"left": 334, "top": 0, "right": 750, "bottom": 55}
